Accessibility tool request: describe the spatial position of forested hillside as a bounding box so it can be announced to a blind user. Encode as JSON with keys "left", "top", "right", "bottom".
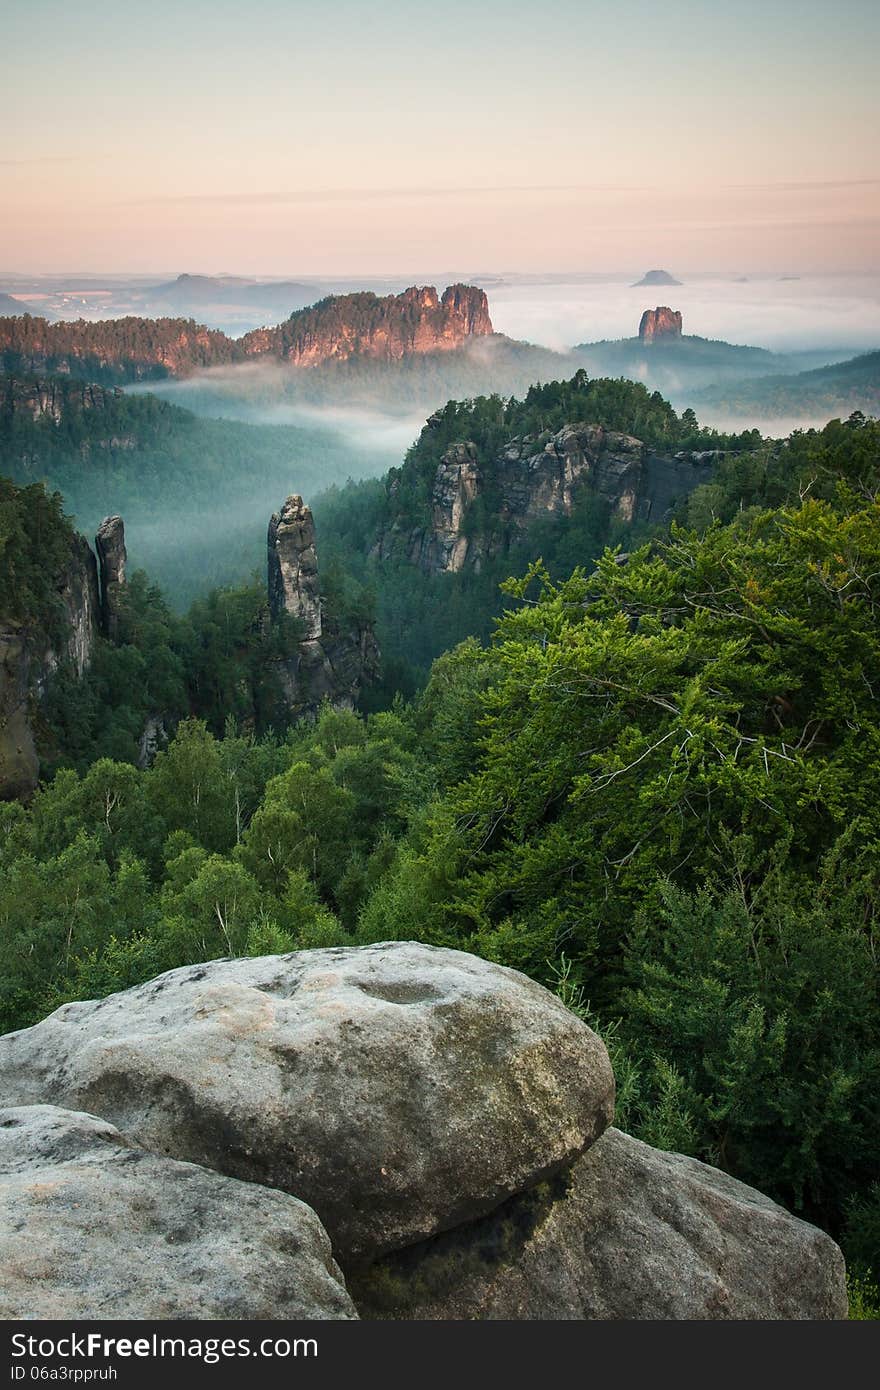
{"left": 312, "top": 372, "right": 762, "bottom": 694}
{"left": 1, "top": 391, "right": 878, "bottom": 1303}
{"left": 0, "top": 372, "right": 396, "bottom": 603}
{"left": 693, "top": 351, "right": 880, "bottom": 420}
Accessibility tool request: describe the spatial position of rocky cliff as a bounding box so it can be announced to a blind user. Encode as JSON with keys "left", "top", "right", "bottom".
{"left": 0, "top": 373, "right": 126, "bottom": 420}
{"left": 0, "top": 285, "right": 493, "bottom": 381}
{"left": 0, "top": 944, "right": 847, "bottom": 1320}
{"left": 0, "top": 511, "right": 126, "bottom": 800}
{"left": 241, "top": 284, "right": 493, "bottom": 367}
{"left": 268, "top": 494, "right": 378, "bottom": 715}
{"left": 373, "top": 420, "right": 718, "bottom": 575}
{"left": 95, "top": 514, "right": 127, "bottom": 641}
{"left": 639, "top": 306, "right": 683, "bottom": 343}
{"left": 0, "top": 533, "right": 100, "bottom": 800}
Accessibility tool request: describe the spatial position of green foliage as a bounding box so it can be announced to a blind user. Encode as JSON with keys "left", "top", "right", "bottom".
{"left": 0, "top": 371, "right": 396, "bottom": 606}
{"left": 3, "top": 387, "right": 880, "bottom": 1277}
{"left": 847, "top": 1272, "right": 880, "bottom": 1320}
{"left": 0, "top": 477, "right": 78, "bottom": 641}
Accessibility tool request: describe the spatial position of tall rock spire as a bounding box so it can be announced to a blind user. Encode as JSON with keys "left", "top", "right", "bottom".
{"left": 95, "top": 515, "right": 127, "bottom": 640}
{"left": 267, "top": 495, "right": 323, "bottom": 640}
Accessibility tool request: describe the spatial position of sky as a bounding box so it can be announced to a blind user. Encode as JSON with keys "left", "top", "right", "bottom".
{"left": 2, "top": 0, "right": 878, "bottom": 275}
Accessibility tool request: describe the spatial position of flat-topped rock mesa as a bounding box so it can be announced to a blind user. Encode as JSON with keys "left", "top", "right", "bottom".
{"left": 639, "top": 306, "right": 683, "bottom": 344}
{"left": 632, "top": 268, "right": 682, "bottom": 287}
{"left": 240, "top": 284, "right": 493, "bottom": 367}
{"left": 268, "top": 494, "right": 378, "bottom": 714}
{"left": 373, "top": 419, "right": 718, "bottom": 576}
{"left": 0, "top": 943, "right": 847, "bottom": 1320}
{"left": 0, "top": 508, "right": 129, "bottom": 801}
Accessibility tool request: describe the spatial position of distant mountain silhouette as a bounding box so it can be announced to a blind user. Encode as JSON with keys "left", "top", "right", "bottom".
{"left": 632, "top": 269, "right": 682, "bottom": 287}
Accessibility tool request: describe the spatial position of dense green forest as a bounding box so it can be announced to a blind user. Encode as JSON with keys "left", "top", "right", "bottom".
{"left": 311, "top": 373, "right": 763, "bottom": 693}
{"left": 693, "top": 350, "right": 880, "bottom": 420}
{"left": 1, "top": 390, "right": 879, "bottom": 1304}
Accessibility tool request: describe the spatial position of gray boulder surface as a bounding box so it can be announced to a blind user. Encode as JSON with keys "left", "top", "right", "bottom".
{"left": 0, "top": 942, "right": 615, "bottom": 1263}
{"left": 350, "top": 1127, "right": 848, "bottom": 1320}
{"left": 0, "top": 1104, "right": 356, "bottom": 1320}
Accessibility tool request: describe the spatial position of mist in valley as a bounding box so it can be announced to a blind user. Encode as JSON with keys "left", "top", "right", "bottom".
{"left": 70, "top": 270, "right": 880, "bottom": 609}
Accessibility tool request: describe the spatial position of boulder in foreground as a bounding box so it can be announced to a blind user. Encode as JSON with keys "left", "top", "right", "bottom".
{"left": 0, "top": 1105, "right": 356, "bottom": 1320}
{"left": 0, "top": 943, "right": 614, "bottom": 1263}
{"left": 350, "top": 1127, "right": 848, "bottom": 1320}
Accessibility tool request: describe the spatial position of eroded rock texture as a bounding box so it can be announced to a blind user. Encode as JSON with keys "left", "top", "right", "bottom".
{"left": 0, "top": 532, "right": 99, "bottom": 800}
{"left": 351, "top": 1128, "right": 847, "bottom": 1320}
{"left": 0, "top": 1104, "right": 356, "bottom": 1320}
{"left": 638, "top": 306, "right": 683, "bottom": 343}
{"left": 374, "top": 424, "right": 715, "bottom": 575}
{"left": 0, "top": 944, "right": 614, "bottom": 1264}
{"left": 268, "top": 494, "right": 378, "bottom": 716}
{"left": 95, "top": 514, "right": 127, "bottom": 640}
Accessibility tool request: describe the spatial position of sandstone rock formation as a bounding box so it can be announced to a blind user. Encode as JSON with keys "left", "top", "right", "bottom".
{"left": 0, "top": 944, "right": 614, "bottom": 1264}
{"left": 639, "top": 306, "right": 683, "bottom": 343}
{"left": 0, "top": 287, "right": 493, "bottom": 380}
{"left": 268, "top": 495, "right": 322, "bottom": 639}
{"left": 95, "top": 514, "right": 127, "bottom": 640}
{"left": 242, "top": 284, "right": 493, "bottom": 368}
{"left": 351, "top": 1127, "right": 847, "bottom": 1320}
{"left": 374, "top": 423, "right": 716, "bottom": 576}
{"left": 267, "top": 494, "right": 378, "bottom": 716}
{"left": 0, "top": 531, "right": 100, "bottom": 801}
{"left": 0, "top": 1105, "right": 356, "bottom": 1320}
{"left": 0, "top": 944, "right": 847, "bottom": 1319}
{"left": 0, "top": 374, "right": 126, "bottom": 421}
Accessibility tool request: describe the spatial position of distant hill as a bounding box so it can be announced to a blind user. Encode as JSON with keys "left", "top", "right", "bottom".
{"left": 238, "top": 284, "right": 494, "bottom": 366}
{"left": 134, "top": 273, "right": 319, "bottom": 325}
{"left": 0, "top": 288, "right": 578, "bottom": 417}
{"left": 0, "top": 292, "right": 52, "bottom": 319}
{"left": 572, "top": 309, "right": 855, "bottom": 401}
{"left": 692, "top": 349, "right": 880, "bottom": 419}
{"left": 632, "top": 269, "right": 682, "bottom": 287}
{"left": 0, "top": 285, "right": 495, "bottom": 382}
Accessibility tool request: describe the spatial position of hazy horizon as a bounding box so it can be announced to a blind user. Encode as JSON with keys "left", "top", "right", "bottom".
{"left": 3, "top": 0, "right": 878, "bottom": 275}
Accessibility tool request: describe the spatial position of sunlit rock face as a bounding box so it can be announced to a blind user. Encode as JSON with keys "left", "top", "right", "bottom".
{"left": 638, "top": 306, "right": 683, "bottom": 343}
{"left": 242, "top": 284, "right": 494, "bottom": 368}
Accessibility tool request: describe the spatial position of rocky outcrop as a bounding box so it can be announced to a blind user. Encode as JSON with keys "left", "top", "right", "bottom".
{"left": 0, "top": 945, "right": 846, "bottom": 1320}
{"left": 268, "top": 495, "right": 322, "bottom": 639}
{"left": 0, "top": 944, "right": 614, "bottom": 1264}
{"left": 374, "top": 423, "right": 716, "bottom": 576}
{"left": 639, "top": 306, "right": 683, "bottom": 343}
{"left": 0, "top": 287, "right": 493, "bottom": 381}
{"left": 0, "top": 532, "right": 100, "bottom": 801}
{"left": 268, "top": 494, "right": 378, "bottom": 716}
{"left": 0, "top": 1105, "right": 356, "bottom": 1320}
{"left": 352, "top": 1127, "right": 847, "bottom": 1320}
{"left": 0, "top": 374, "right": 125, "bottom": 421}
{"left": 95, "top": 514, "right": 126, "bottom": 640}
{"left": 241, "top": 285, "right": 493, "bottom": 368}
